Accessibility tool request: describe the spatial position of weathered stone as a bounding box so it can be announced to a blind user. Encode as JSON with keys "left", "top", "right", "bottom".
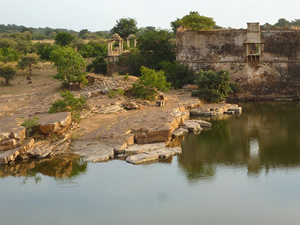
{"left": 101, "top": 88, "right": 109, "bottom": 94}
{"left": 69, "top": 83, "right": 83, "bottom": 91}
{"left": 189, "top": 119, "right": 212, "bottom": 127}
{"left": 0, "top": 131, "right": 11, "bottom": 142}
{"left": 125, "top": 142, "right": 166, "bottom": 155}
{"left": 0, "top": 148, "right": 20, "bottom": 164}
{"left": 10, "top": 126, "right": 26, "bottom": 140}
{"left": 71, "top": 141, "right": 114, "bottom": 163}
{"left": 182, "top": 120, "right": 203, "bottom": 132}
{"left": 126, "top": 147, "right": 182, "bottom": 165}
{"left": 92, "top": 105, "right": 126, "bottom": 114}
{"left": 172, "top": 128, "right": 189, "bottom": 137}
{"left": 135, "top": 124, "right": 173, "bottom": 144}
{"left": 27, "top": 141, "right": 54, "bottom": 158}
{"left": 0, "top": 139, "right": 18, "bottom": 151}
{"left": 190, "top": 109, "right": 217, "bottom": 116}
{"left": 228, "top": 106, "right": 242, "bottom": 114}
{"left": 36, "top": 112, "right": 72, "bottom": 135}
{"left": 125, "top": 102, "right": 138, "bottom": 110}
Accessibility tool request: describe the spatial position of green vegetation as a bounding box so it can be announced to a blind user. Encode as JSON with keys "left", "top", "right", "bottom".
{"left": 110, "top": 18, "right": 138, "bottom": 39}
{"left": 18, "top": 53, "right": 39, "bottom": 76}
{"left": 131, "top": 66, "right": 171, "bottom": 100}
{"left": 161, "top": 60, "right": 194, "bottom": 89}
{"left": 55, "top": 32, "right": 75, "bottom": 46}
{"left": 171, "top": 11, "right": 216, "bottom": 33}
{"left": 192, "top": 70, "right": 232, "bottom": 103}
{"left": 21, "top": 116, "right": 39, "bottom": 137}
{"left": 118, "top": 28, "right": 175, "bottom": 76}
{"left": 50, "top": 46, "right": 87, "bottom": 87}
{"left": 0, "top": 63, "right": 17, "bottom": 85}
{"left": 48, "top": 90, "right": 86, "bottom": 122}
{"left": 0, "top": 47, "right": 19, "bottom": 62}
{"left": 107, "top": 88, "right": 125, "bottom": 98}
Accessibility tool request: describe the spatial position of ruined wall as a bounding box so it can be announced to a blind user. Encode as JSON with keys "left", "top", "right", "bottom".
{"left": 176, "top": 26, "right": 300, "bottom": 98}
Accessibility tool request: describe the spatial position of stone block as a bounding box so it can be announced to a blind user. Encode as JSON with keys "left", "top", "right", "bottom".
{"left": 36, "top": 112, "right": 72, "bottom": 135}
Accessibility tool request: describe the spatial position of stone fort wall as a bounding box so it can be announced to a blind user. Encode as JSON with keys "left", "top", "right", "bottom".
{"left": 176, "top": 23, "right": 300, "bottom": 98}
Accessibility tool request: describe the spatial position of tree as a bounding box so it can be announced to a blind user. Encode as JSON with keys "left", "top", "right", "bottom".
{"left": 34, "top": 42, "right": 56, "bottom": 61}
{"left": 79, "top": 29, "right": 89, "bottom": 37}
{"left": 18, "top": 53, "right": 39, "bottom": 76}
{"left": 131, "top": 66, "right": 171, "bottom": 100}
{"left": 118, "top": 28, "right": 176, "bottom": 76}
{"left": 110, "top": 18, "right": 138, "bottom": 39}
{"left": 171, "top": 11, "right": 216, "bottom": 33}
{"left": 0, "top": 47, "right": 19, "bottom": 62}
{"left": 0, "top": 63, "right": 17, "bottom": 85}
{"left": 86, "top": 56, "right": 107, "bottom": 74}
{"left": 274, "top": 18, "right": 290, "bottom": 27}
{"left": 161, "top": 60, "right": 194, "bottom": 89}
{"left": 50, "top": 46, "right": 87, "bottom": 87}
{"left": 55, "top": 32, "right": 74, "bottom": 46}
{"left": 192, "top": 70, "right": 232, "bottom": 103}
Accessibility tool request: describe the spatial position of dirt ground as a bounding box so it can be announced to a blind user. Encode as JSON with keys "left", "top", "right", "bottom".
{"left": 0, "top": 63, "right": 200, "bottom": 146}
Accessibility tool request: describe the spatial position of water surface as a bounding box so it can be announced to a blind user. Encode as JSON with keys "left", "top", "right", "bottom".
{"left": 1, "top": 102, "right": 299, "bottom": 225}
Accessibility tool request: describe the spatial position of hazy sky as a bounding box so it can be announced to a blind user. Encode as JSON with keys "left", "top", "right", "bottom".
{"left": 1, "top": 0, "right": 299, "bottom": 31}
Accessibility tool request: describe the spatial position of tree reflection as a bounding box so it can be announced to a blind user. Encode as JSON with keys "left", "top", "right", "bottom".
{"left": 0, "top": 154, "right": 87, "bottom": 182}
{"left": 178, "top": 102, "right": 300, "bottom": 183}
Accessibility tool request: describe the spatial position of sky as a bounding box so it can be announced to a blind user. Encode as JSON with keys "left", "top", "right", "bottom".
{"left": 0, "top": 0, "right": 299, "bottom": 32}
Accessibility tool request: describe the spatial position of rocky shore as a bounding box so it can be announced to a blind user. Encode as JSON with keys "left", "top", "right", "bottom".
{"left": 0, "top": 73, "right": 242, "bottom": 166}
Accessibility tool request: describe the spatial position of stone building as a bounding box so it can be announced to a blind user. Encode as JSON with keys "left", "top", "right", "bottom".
{"left": 176, "top": 23, "right": 300, "bottom": 98}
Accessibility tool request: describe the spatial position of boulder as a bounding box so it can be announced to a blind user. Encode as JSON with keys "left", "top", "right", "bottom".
{"left": 182, "top": 120, "right": 203, "bottom": 132}
{"left": 125, "top": 102, "right": 139, "bottom": 110}
{"left": 125, "top": 142, "right": 166, "bottom": 155}
{"left": 69, "top": 83, "right": 83, "bottom": 91}
{"left": 36, "top": 112, "right": 72, "bottom": 135}
{"left": 71, "top": 141, "right": 114, "bottom": 163}
{"left": 227, "top": 106, "right": 242, "bottom": 114}
{"left": 126, "top": 147, "right": 182, "bottom": 165}
{"left": 172, "top": 128, "right": 189, "bottom": 137}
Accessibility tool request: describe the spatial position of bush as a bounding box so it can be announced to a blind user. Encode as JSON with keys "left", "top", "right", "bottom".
{"left": 107, "top": 88, "right": 125, "bottom": 98}
{"left": 21, "top": 116, "right": 39, "bottom": 137}
{"left": 131, "top": 66, "right": 171, "bottom": 100}
{"left": 161, "top": 60, "right": 194, "bottom": 89}
{"left": 192, "top": 70, "right": 232, "bottom": 103}
{"left": 48, "top": 90, "right": 86, "bottom": 122}
{"left": 86, "top": 56, "right": 107, "bottom": 75}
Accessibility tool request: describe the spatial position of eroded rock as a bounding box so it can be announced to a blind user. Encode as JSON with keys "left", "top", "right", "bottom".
{"left": 36, "top": 112, "right": 72, "bottom": 135}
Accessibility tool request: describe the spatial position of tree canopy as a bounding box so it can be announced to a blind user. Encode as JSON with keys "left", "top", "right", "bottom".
{"left": 0, "top": 63, "right": 17, "bottom": 85}
{"left": 110, "top": 18, "right": 138, "bottom": 39}
{"left": 171, "top": 11, "right": 216, "bottom": 33}
{"left": 50, "top": 46, "right": 87, "bottom": 87}
{"left": 18, "top": 53, "right": 39, "bottom": 76}
{"left": 192, "top": 70, "right": 232, "bottom": 103}
{"left": 55, "top": 32, "right": 74, "bottom": 46}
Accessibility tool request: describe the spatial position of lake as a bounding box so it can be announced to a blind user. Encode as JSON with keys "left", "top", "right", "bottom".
{"left": 1, "top": 102, "right": 299, "bottom": 225}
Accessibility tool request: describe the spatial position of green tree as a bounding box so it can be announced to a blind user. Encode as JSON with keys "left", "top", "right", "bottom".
{"left": 131, "top": 66, "right": 171, "bottom": 100}
{"left": 118, "top": 29, "right": 175, "bottom": 76}
{"left": 0, "top": 63, "right": 17, "bottom": 85}
{"left": 55, "top": 32, "right": 74, "bottom": 46}
{"left": 171, "top": 11, "right": 216, "bottom": 33}
{"left": 110, "top": 18, "right": 138, "bottom": 39}
{"left": 79, "top": 29, "right": 89, "bottom": 37}
{"left": 192, "top": 70, "right": 232, "bottom": 103}
{"left": 161, "top": 60, "right": 194, "bottom": 89}
{"left": 50, "top": 46, "right": 87, "bottom": 87}
{"left": 48, "top": 90, "right": 86, "bottom": 122}
{"left": 0, "top": 47, "right": 19, "bottom": 62}
{"left": 274, "top": 18, "right": 290, "bottom": 27}
{"left": 34, "top": 42, "right": 56, "bottom": 61}
{"left": 18, "top": 53, "right": 40, "bottom": 76}
{"left": 86, "top": 56, "right": 107, "bottom": 74}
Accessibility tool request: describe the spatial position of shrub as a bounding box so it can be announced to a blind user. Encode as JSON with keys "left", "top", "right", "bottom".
{"left": 107, "top": 88, "right": 125, "bottom": 98}
{"left": 161, "top": 60, "right": 194, "bottom": 89}
{"left": 192, "top": 70, "right": 232, "bottom": 103}
{"left": 48, "top": 90, "right": 86, "bottom": 122}
{"left": 21, "top": 116, "right": 39, "bottom": 137}
{"left": 131, "top": 66, "right": 171, "bottom": 100}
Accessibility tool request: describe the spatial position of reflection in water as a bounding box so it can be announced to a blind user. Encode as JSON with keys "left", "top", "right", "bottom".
{"left": 178, "top": 102, "right": 300, "bottom": 182}
{"left": 0, "top": 154, "right": 87, "bottom": 183}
